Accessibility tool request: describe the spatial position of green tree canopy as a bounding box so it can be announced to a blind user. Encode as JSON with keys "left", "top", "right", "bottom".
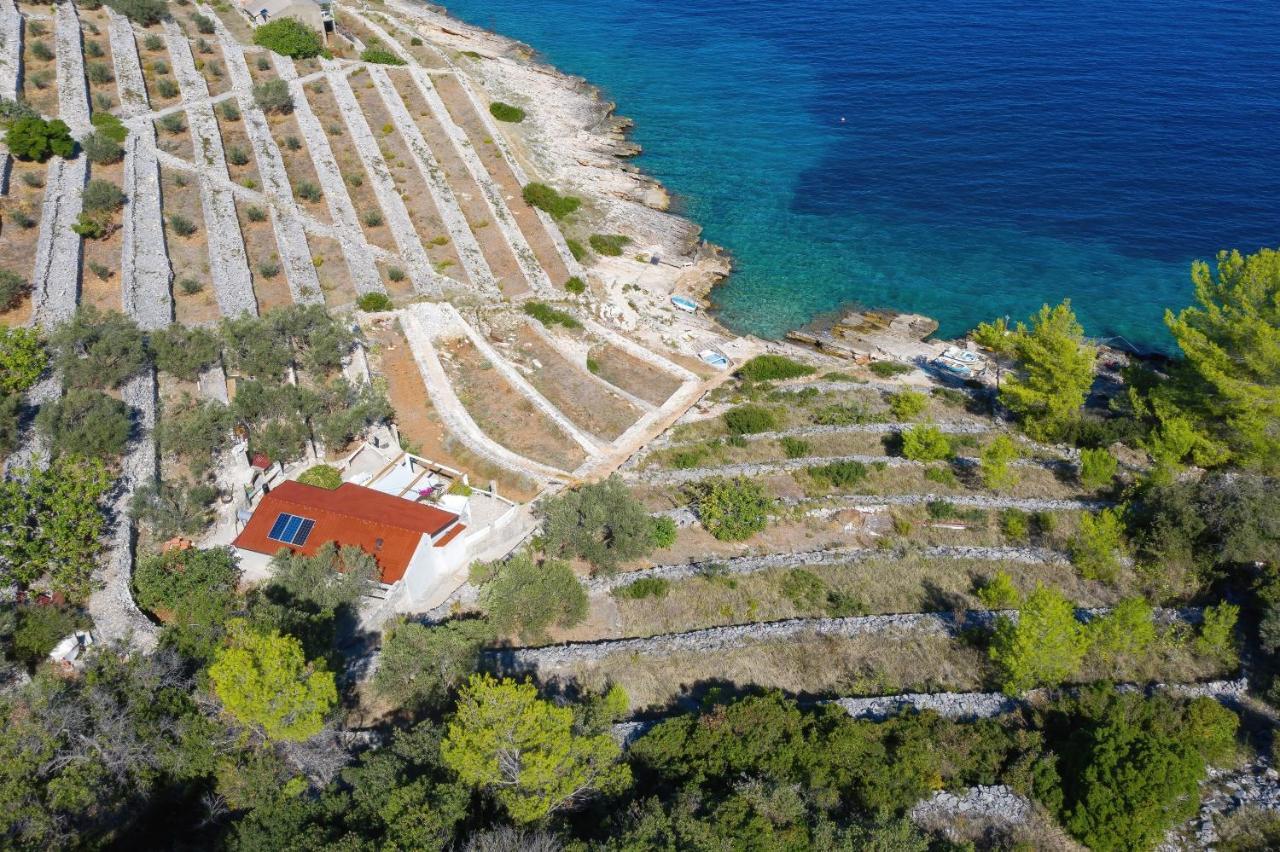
{"left": 983, "top": 300, "right": 1097, "bottom": 441}
{"left": 989, "top": 584, "right": 1088, "bottom": 694}
{"left": 1162, "top": 247, "right": 1280, "bottom": 470}
{"left": 373, "top": 618, "right": 492, "bottom": 712}
{"left": 441, "top": 674, "right": 631, "bottom": 823}
{"left": 475, "top": 552, "right": 586, "bottom": 642}
{"left": 979, "top": 434, "right": 1021, "bottom": 490}
{"left": 4, "top": 116, "right": 74, "bottom": 162}
{"left": 0, "top": 456, "right": 110, "bottom": 599}
{"left": 690, "top": 476, "right": 772, "bottom": 541}
{"left": 900, "top": 423, "right": 952, "bottom": 462}
{"left": 134, "top": 546, "right": 241, "bottom": 662}
{"left": 208, "top": 620, "right": 336, "bottom": 741}
{"left": 149, "top": 323, "right": 221, "bottom": 381}
{"left": 36, "top": 388, "right": 132, "bottom": 459}
{"left": 252, "top": 17, "right": 325, "bottom": 58}
{"left": 0, "top": 326, "right": 46, "bottom": 394}
{"left": 50, "top": 306, "right": 147, "bottom": 390}
{"left": 539, "top": 475, "right": 663, "bottom": 571}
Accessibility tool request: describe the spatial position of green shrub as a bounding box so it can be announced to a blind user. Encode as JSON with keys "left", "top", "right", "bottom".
{"left": 220, "top": 100, "right": 241, "bottom": 122}
{"left": 722, "top": 403, "right": 777, "bottom": 435}
{"left": 691, "top": 477, "right": 772, "bottom": 541}
{"left": 668, "top": 443, "right": 713, "bottom": 469}
{"left": 1088, "top": 596, "right": 1155, "bottom": 664}
{"left": 976, "top": 571, "right": 1021, "bottom": 609}
{"left": 1196, "top": 603, "right": 1239, "bottom": 666}
{"left": 87, "top": 62, "right": 114, "bottom": 85}
{"left": 489, "top": 101, "right": 524, "bottom": 122}
{"left": 284, "top": 135, "right": 301, "bottom": 151}
{"left": 808, "top": 459, "right": 868, "bottom": 489}
{"left": 30, "top": 41, "right": 53, "bottom": 62}
{"left": 168, "top": 214, "right": 197, "bottom": 237}
{"left": 868, "top": 360, "right": 912, "bottom": 377}
{"left": 539, "top": 476, "right": 659, "bottom": 571}
{"left": 589, "top": 234, "right": 630, "bottom": 257}
{"left": 813, "top": 402, "right": 872, "bottom": 426}
{"left": 224, "top": 144, "right": 249, "bottom": 167}
{"left": 1079, "top": 446, "right": 1118, "bottom": 490}
{"left": 295, "top": 181, "right": 321, "bottom": 202}
{"left": 104, "top": 0, "right": 167, "bottom": 25}
{"left": 253, "top": 79, "right": 294, "bottom": 114}
{"left": 649, "top": 515, "right": 677, "bottom": 549}
{"left": 5, "top": 116, "right": 74, "bottom": 162}
{"left": 566, "top": 238, "right": 586, "bottom": 261}
{"left": 0, "top": 326, "right": 46, "bottom": 394}
{"left": 616, "top": 577, "right": 670, "bottom": 600}
{"left": 362, "top": 209, "right": 383, "bottom": 226}
{"left": 158, "top": 112, "right": 184, "bottom": 133}
{"left": 155, "top": 78, "right": 179, "bottom": 99}
{"left": 192, "top": 12, "right": 215, "bottom": 33}
{"left": 356, "top": 292, "right": 392, "bottom": 312}
{"left": 1071, "top": 507, "right": 1126, "bottom": 583}
{"left": 924, "top": 465, "right": 958, "bottom": 486}
{"left": 780, "top": 436, "right": 810, "bottom": 458}
{"left": 477, "top": 552, "right": 586, "bottom": 642}
{"left": 888, "top": 389, "right": 927, "bottom": 420}
{"left": 564, "top": 276, "right": 586, "bottom": 295}
{"left": 737, "top": 354, "right": 815, "bottom": 382}
{"left": 149, "top": 324, "right": 221, "bottom": 381}
{"left": 522, "top": 182, "right": 580, "bottom": 220}
{"left": 246, "top": 205, "right": 267, "bottom": 223}
{"left": 297, "top": 464, "right": 343, "bottom": 489}
{"left": 989, "top": 584, "right": 1088, "bottom": 693}
{"left": 901, "top": 423, "right": 952, "bottom": 461}
{"left": 387, "top": 267, "right": 406, "bottom": 283}
{"left": 82, "top": 131, "right": 124, "bottom": 165}
{"left": 256, "top": 261, "right": 280, "bottom": 279}
{"left": 522, "top": 301, "right": 580, "bottom": 329}
{"left": 360, "top": 47, "right": 406, "bottom": 65}
{"left": 257, "top": 55, "right": 272, "bottom": 72}
{"left": 979, "top": 434, "right": 1021, "bottom": 490}
{"left": 0, "top": 269, "right": 31, "bottom": 312}
{"left": 252, "top": 18, "right": 325, "bottom": 58}
{"left": 179, "top": 277, "right": 203, "bottom": 295}
{"left": 143, "top": 34, "right": 163, "bottom": 51}
{"left": 12, "top": 604, "right": 90, "bottom": 666}
{"left": 36, "top": 388, "right": 132, "bottom": 459}
{"left": 1000, "top": 508, "right": 1030, "bottom": 541}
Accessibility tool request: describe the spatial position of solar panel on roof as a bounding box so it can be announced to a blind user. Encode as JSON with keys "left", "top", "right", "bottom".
{"left": 267, "top": 512, "right": 316, "bottom": 546}
{"left": 293, "top": 518, "right": 315, "bottom": 547}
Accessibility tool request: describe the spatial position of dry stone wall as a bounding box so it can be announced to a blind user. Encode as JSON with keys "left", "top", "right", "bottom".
{"left": 163, "top": 19, "right": 255, "bottom": 317}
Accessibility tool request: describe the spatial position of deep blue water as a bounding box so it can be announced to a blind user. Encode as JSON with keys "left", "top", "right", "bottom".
{"left": 437, "top": 0, "right": 1279, "bottom": 350}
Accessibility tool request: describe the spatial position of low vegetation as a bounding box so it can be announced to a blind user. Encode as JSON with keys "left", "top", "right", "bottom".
{"left": 253, "top": 18, "right": 326, "bottom": 58}
{"left": 488, "top": 101, "right": 524, "bottom": 122}
{"left": 522, "top": 182, "right": 580, "bottom": 220}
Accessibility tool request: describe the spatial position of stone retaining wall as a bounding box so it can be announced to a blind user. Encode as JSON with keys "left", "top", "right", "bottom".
{"left": 163, "top": 19, "right": 256, "bottom": 317}
{"left": 274, "top": 55, "right": 384, "bottom": 295}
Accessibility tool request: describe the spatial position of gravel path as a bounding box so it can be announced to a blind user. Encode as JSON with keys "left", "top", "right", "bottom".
{"left": 209, "top": 13, "right": 321, "bottom": 305}
{"left": 325, "top": 63, "right": 444, "bottom": 296}
{"left": 400, "top": 303, "right": 571, "bottom": 482}
{"left": 367, "top": 64, "right": 498, "bottom": 295}
{"left": 408, "top": 65, "right": 553, "bottom": 293}
{"left": 273, "top": 55, "right": 384, "bottom": 295}
{"left": 163, "top": 19, "right": 256, "bottom": 317}
{"left": 111, "top": 10, "right": 171, "bottom": 329}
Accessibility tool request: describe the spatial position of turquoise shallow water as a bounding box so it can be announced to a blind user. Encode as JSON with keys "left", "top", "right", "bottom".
{"left": 437, "top": 0, "right": 1279, "bottom": 350}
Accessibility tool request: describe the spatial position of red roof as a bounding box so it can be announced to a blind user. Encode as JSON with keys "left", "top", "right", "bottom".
{"left": 233, "top": 481, "right": 460, "bottom": 583}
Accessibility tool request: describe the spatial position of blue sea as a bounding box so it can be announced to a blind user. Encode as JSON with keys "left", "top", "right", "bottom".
{"left": 437, "top": 0, "right": 1279, "bottom": 350}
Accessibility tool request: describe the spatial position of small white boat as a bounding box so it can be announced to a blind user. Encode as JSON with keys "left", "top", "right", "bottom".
{"left": 671, "top": 294, "right": 698, "bottom": 313}
{"left": 698, "top": 349, "right": 730, "bottom": 370}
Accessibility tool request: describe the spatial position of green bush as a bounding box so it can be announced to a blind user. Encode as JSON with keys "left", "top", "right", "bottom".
{"left": 1079, "top": 446, "right": 1118, "bottom": 490}
{"left": 807, "top": 459, "right": 868, "bottom": 489}
{"left": 649, "top": 515, "right": 677, "bottom": 549}
{"left": 737, "top": 354, "right": 815, "bottom": 382}
{"left": 36, "top": 388, "right": 132, "bottom": 459}
{"left": 1088, "top": 596, "right": 1155, "bottom": 663}
{"left": 149, "top": 323, "right": 221, "bottom": 381}
{"left": 387, "top": 267, "right": 405, "bottom": 282}
{"left": 1000, "top": 508, "right": 1030, "bottom": 541}
{"left": 5, "top": 116, "right": 75, "bottom": 162}
{"left": 158, "top": 112, "right": 184, "bottom": 133}
{"left": 104, "top": 0, "right": 168, "bottom": 25}
{"left": 566, "top": 238, "right": 586, "bottom": 261}
{"left": 82, "top": 131, "right": 124, "bottom": 165}
{"left": 192, "top": 12, "right": 215, "bottom": 34}
{"left": 246, "top": 205, "right": 267, "bottom": 223}
{"left": 522, "top": 301, "right": 580, "bottom": 329}
{"left": 780, "top": 436, "right": 810, "bottom": 458}
{"left": 362, "top": 209, "right": 383, "bottom": 226}
{"left": 0, "top": 269, "right": 31, "bottom": 312}
{"left": 51, "top": 306, "right": 146, "bottom": 390}
{"left": 298, "top": 464, "right": 343, "bottom": 489}
{"left": 155, "top": 78, "right": 180, "bottom": 100}
{"left": 722, "top": 403, "right": 777, "bottom": 435}
{"left": 12, "top": 604, "right": 90, "bottom": 666}
{"left": 0, "top": 327, "right": 46, "bottom": 395}
{"left": 989, "top": 584, "right": 1088, "bottom": 694}
{"left": 253, "top": 79, "right": 294, "bottom": 114}
{"left": 356, "top": 292, "right": 393, "bottom": 312}
{"left": 901, "top": 423, "right": 952, "bottom": 461}
{"left": 616, "top": 577, "right": 670, "bottom": 600}
{"left": 29, "top": 41, "right": 53, "bottom": 62}
{"left": 539, "top": 476, "right": 659, "bottom": 571}
{"left": 489, "top": 101, "right": 524, "bottom": 122}
{"left": 979, "top": 434, "right": 1021, "bottom": 490}
{"left": 1070, "top": 507, "right": 1126, "bottom": 583}
{"left": 360, "top": 47, "right": 406, "bottom": 66}
{"left": 168, "top": 214, "right": 197, "bottom": 237}
{"left": 477, "top": 552, "right": 586, "bottom": 642}
{"left": 143, "top": 34, "right": 163, "bottom": 51}
{"left": 87, "top": 62, "right": 114, "bottom": 85}
{"left": 924, "top": 465, "right": 958, "bottom": 487}
{"left": 888, "top": 389, "right": 927, "bottom": 420}
{"left": 83, "top": 179, "right": 125, "bottom": 214}
{"left": 588, "top": 234, "right": 631, "bottom": 257}
{"left": 220, "top": 100, "right": 241, "bottom": 122}
{"left": 564, "top": 276, "right": 586, "bottom": 295}
{"left": 1196, "top": 603, "right": 1239, "bottom": 666}
{"left": 522, "top": 182, "right": 580, "bottom": 220}
{"left": 868, "top": 360, "right": 912, "bottom": 377}
{"left": 780, "top": 569, "right": 827, "bottom": 610}
{"left": 691, "top": 477, "right": 772, "bottom": 541}
{"left": 252, "top": 18, "right": 325, "bottom": 58}
{"left": 976, "top": 571, "right": 1020, "bottom": 609}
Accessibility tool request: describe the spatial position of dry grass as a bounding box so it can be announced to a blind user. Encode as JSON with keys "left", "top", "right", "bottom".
{"left": 307, "top": 234, "right": 356, "bottom": 308}
{"left": 555, "top": 631, "right": 990, "bottom": 715}
{"left": 389, "top": 68, "right": 531, "bottom": 297}
{"left": 268, "top": 111, "right": 331, "bottom": 225}
{"left": 440, "top": 336, "right": 586, "bottom": 472}
{"left": 587, "top": 343, "right": 682, "bottom": 406}
{"left": 607, "top": 555, "right": 1124, "bottom": 639}
{"left": 159, "top": 165, "right": 218, "bottom": 325}
{"left": 502, "top": 323, "right": 642, "bottom": 441}
{"left": 429, "top": 72, "right": 571, "bottom": 285}
{"left": 235, "top": 200, "right": 287, "bottom": 312}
